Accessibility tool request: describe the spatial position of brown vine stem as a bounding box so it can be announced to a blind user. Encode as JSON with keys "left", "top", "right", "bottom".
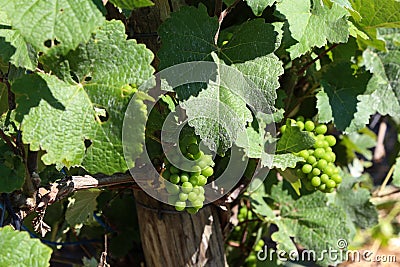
{"left": 214, "top": 0, "right": 242, "bottom": 45}
{"left": 0, "top": 129, "right": 19, "bottom": 155}
{"left": 297, "top": 43, "right": 340, "bottom": 76}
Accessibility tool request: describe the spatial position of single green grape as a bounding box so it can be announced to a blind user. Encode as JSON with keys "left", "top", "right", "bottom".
{"left": 280, "top": 125, "right": 287, "bottom": 133}
{"left": 317, "top": 159, "right": 328, "bottom": 170}
{"left": 191, "top": 199, "right": 203, "bottom": 209}
{"left": 162, "top": 169, "right": 171, "bottom": 179}
{"left": 188, "top": 192, "right": 198, "bottom": 202}
{"left": 312, "top": 168, "right": 321, "bottom": 176}
{"left": 331, "top": 174, "right": 342, "bottom": 183}
{"left": 197, "top": 175, "right": 207, "bottom": 186}
{"left": 326, "top": 179, "right": 336, "bottom": 189}
{"left": 307, "top": 155, "right": 317, "bottom": 164}
{"left": 325, "top": 135, "right": 336, "bottom": 146}
{"left": 311, "top": 176, "right": 321, "bottom": 187}
{"left": 189, "top": 175, "right": 199, "bottom": 186}
{"left": 302, "top": 164, "right": 313, "bottom": 174}
{"left": 186, "top": 207, "right": 200, "bottom": 214}
{"left": 181, "top": 182, "right": 193, "bottom": 193}
{"left": 299, "top": 150, "right": 309, "bottom": 159}
{"left": 175, "top": 201, "right": 186, "bottom": 211}
{"left": 296, "top": 121, "right": 305, "bottom": 130}
{"left": 320, "top": 174, "right": 330, "bottom": 184}
{"left": 296, "top": 115, "right": 305, "bottom": 122}
{"left": 166, "top": 183, "right": 180, "bottom": 195}
{"left": 314, "top": 148, "right": 325, "bottom": 158}
{"left": 180, "top": 172, "right": 189, "bottom": 183}
{"left": 201, "top": 166, "right": 214, "bottom": 177}
{"left": 170, "top": 165, "right": 180, "bottom": 174}
{"left": 179, "top": 192, "right": 188, "bottom": 201}
{"left": 170, "top": 174, "right": 180, "bottom": 184}
{"left": 304, "top": 121, "right": 315, "bottom": 132}
{"left": 315, "top": 124, "right": 328, "bottom": 135}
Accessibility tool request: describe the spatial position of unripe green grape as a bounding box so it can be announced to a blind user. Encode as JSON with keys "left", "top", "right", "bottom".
{"left": 189, "top": 175, "right": 199, "bottom": 186}
{"left": 296, "top": 115, "right": 305, "bottom": 122}
{"left": 318, "top": 184, "right": 326, "bottom": 191}
{"left": 329, "top": 152, "right": 336, "bottom": 162}
{"left": 180, "top": 172, "right": 189, "bottom": 183}
{"left": 322, "top": 141, "right": 330, "bottom": 148}
{"left": 325, "top": 187, "right": 335, "bottom": 193}
{"left": 314, "top": 148, "right": 325, "bottom": 158}
{"left": 333, "top": 167, "right": 339, "bottom": 174}
{"left": 314, "top": 140, "right": 325, "bottom": 149}
{"left": 323, "top": 165, "right": 335, "bottom": 176}
{"left": 175, "top": 201, "right": 186, "bottom": 211}
{"left": 317, "top": 159, "right": 328, "bottom": 170}
{"left": 326, "top": 179, "right": 336, "bottom": 189}
{"left": 192, "top": 187, "right": 201, "bottom": 195}
{"left": 304, "top": 121, "right": 315, "bottom": 132}
{"left": 311, "top": 176, "right": 321, "bottom": 187}
{"left": 280, "top": 125, "right": 287, "bottom": 133}
{"left": 198, "top": 193, "right": 205, "bottom": 202}
{"left": 325, "top": 135, "right": 336, "bottom": 146}
{"left": 188, "top": 192, "right": 198, "bottom": 202}
{"left": 331, "top": 174, "right": 342, "bottom": 184}
{"left": 192, "top": 199, "right": 203, "bottom": 209}
{"left": 179, "top": 192, "right": 188, "bottom": 201}
{"left": 315, "top": 124, "right": 328, "bottom": 135}
{"left": 192, "top": 151, "right": 202, "bottom": 160}
{"left": 302, "top": 164, "right": 313, "bottom": 174}
{"left": 325, "top": 147, "right": 332, "bottom": 152}
{"left": 320, "top": 174, "right": 329, "bottom": 184}
{"left": 170, "top": 174, "right": 180, "bottom": 184}
{"left": 198, "top": 160, "right": 208, "bottom": 169}
{"left": 296, "top": 121, "right": 305, "bottom": 130}
{"left": 201, "top": 166, "right": 214, "bottom": 177}
{"left": 312, "top": 168, "right": 321, "bottom": 176}
{"left": 315, "top": 134, "right": 325, "bottom": 141}
{"left": 195, "top": 185, "right": 205, "bottom": 194}
{"left": 181, "top": 182, "right": 193, "bottom": 193}
{"left": 299, "top": 150, "right": 309, "bottom": 159}
{"left": 186, "top": 207, "right": 199, "bottom": 214}
{"left": 307, "top": 155, "right": 317, "bottom": 164}
{"left": 191, "top": 165, "right": 202, "bottom": 173}
{"left": 197, "top": 175, "right": 207, "bottom": 186}
{"left": 162, "top": 169, "right": 171, "bottom": 179}
{"left": 321, "top": 152, "right": 333, "bottom": 162}
{"left": 170, "top": 165, "right": 180, "bottom": 174}
{"left": 166, "top": 183, "right": 180, "bottom": 195}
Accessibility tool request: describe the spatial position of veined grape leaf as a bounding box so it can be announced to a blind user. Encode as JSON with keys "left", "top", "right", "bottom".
{"left": 316, "top": 89, "right": 333, "bottom": 123}
{"left": 273, "top": 153, "right": 304, "bottom": 170}
{"left": 14, "top": 21, "right": 154, "bottom": 174}
{"left": 0, "top": 140, "right": 25, "bottom": 192}
{"left": 276, "top": 121, "right": 315, "bottom": 153}
{"left": 245, "top": 0, "right": 275, "bottom": 16}
{"left": 65, "top": 189, "right": 101, "bottom": 226}
{"left": 276, "top": 0, "right": 350, "bottom": 59}
{"left": 269, "top": 183, "right": 351, "bottom": 267}
{"left": 349, "top": 0, "right": 400, "bottom": 49}
{"left": 0, "top": 226, "right": 52, "bottom": 266}
{"left": 0, "top": 11, "right": 37, "bottom": 71}
{"left": 182, "top": 82, "right": 253, "bottom": 154}
{"left": 158, "top": 4, "right": 280, "bottom": 69}
{"left": 345, "top": 28, "right": 400, "bottom": 132}
{"left": 109, "top": 0, "right": 154, "bottom": 9}
{"left": 393, "top": 156, "right": 400, "bottom": 187}
{"left": 233, "top": 54, "right": 284, "bottom": 106}
{"left": 0, "top": 0, "right": 105, "bottom": 54}
{"left": 341, "top": 130, "right": 376, "bottom": 161}
{"left": 317, "top": 62, "right": 371, "bottom": 131}
{"left": 250, "top": 179, "right": 275, "bottom": 218}
{"left": 335, "top": 172, "right": 378, "bottom": 228}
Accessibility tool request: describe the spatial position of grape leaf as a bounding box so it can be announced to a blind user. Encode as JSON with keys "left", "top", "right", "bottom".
{"left": 276, "top": 0, "right": 350, "bottom": 58}
{"left": 393, "top": 156, "right": 400, "bottom": 187}
{"left": 233, "top": 54, "right": 284, "bottom": 106}
{"left": 0, "top": 11, "right": 37, "bottom": 71}
{"left": 158, "top": 4, "right": 279, "bottom": 69}
{"left": 245, "top": 0, "right": 275, "bottom": 16}
{"left": 349, "top": 0, "right": 400, "bottom": 49}
{"left": 250, "top": 181, "right": 275, "bottom": 218}
{"left": 335, "top": 172, "right": 378, "bottom": 228}
{"left": 0, "top": 226, "right": 52, "bottom": 266}
{"left": 317, "top": 62, "right": 371, "bottom": 131}
{"left": 276, "top": 122, "right": 315, "bottom": 153}
{"left": 273, "top": 153, "right": 304, "bottom": 170}
{"left": 345, "top": 28, "right": 400, "bottom": 132}
{"left": 269, "top": 183, "right": 351, "bottom": 267}
{"left": 65, "top": 189, "right": 101, "bottom": 226}
{"left": 316, "top": 89, "right": 333, "bottom": 123}
{"left": 109, "top": 0, "right": 154, "bottom": 9}
{"left": 0, "top": 140, "right": 25, "bottom": 192}
{"left": 14, "top": 21, "right": 154, "bottom": 174}
{"left": 0, "top": 0, "right": 105, "bottom": 55}
{"left": 341, "top": 130, "right": 376, "bottom": 161}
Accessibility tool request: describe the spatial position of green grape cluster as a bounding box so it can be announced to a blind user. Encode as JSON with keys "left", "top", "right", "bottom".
{"left": 162, "top": 136, "right": 214, "bottom": 213}
{"left": 283, "top": 116, "right": 343, "bottom": 193}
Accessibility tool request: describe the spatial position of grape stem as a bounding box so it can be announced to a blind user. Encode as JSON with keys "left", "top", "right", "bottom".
{"left": 214, "top": 0, "right": 242, "bottom": 45}
{"left": 297, "top": 43, "right": 340, "bottom": 76}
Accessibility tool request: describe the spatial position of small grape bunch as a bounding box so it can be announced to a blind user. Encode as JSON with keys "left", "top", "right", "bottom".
{"left": 283, "top": 116, "right": 342, "bottom": 193}
{"left": 162, "top": 135, "right": 215, "bottom": 213}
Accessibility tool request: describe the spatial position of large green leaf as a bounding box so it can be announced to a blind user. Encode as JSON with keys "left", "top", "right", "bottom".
{"left": 276, "top": 0, "right": 350, "bottom": 58}
{"left": 0, "top": 140, "right": 25, "bottom": 192}
{"left": 0, "top": 0, "right": 105, "bottom": 54}
{"left": 109, "top": 0, "right": 154, "bottom": 9}
{"left": 269, "top": 183, "right": 351, "bottom": 267}
{"left": 65, "top": 189, "right": 101, "bottom": 226}
{"left": 0, "top": 226, "right": 52, "bottom": 266}
{"left": 317, "top": 62, "right": 371, "bottom": 132}
{"left": 276, "top": 121, "right": 315, "bottom": 153}
{"left": 0, "top": 11, "right": 37, "bottom": 71}
{"left": 13, "top": 21, "right": 154, "bottom": 174}
{"left": 349, "top": 0, "right": 400, "bottom": 49}
{"left": 245, "top": 0, "right": 275, "bottom": 16}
